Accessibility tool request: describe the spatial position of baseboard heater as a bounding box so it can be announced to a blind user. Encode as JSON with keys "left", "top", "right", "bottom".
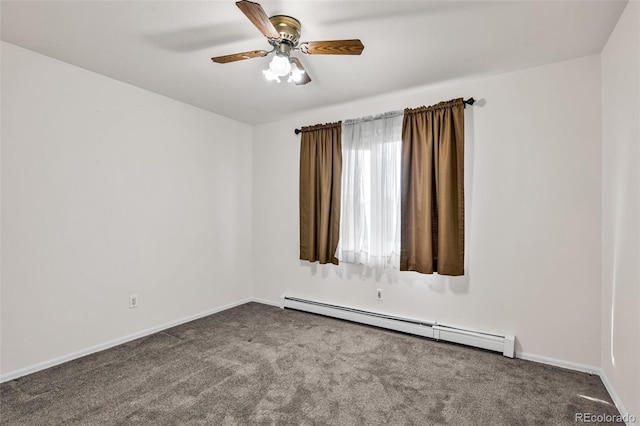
{"left": 282, "top": 296, "right": 515, "bottom": 358}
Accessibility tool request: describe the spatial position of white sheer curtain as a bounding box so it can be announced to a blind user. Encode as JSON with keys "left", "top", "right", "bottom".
{"left": 335, "top": 111, "right": 403, "bottom": 269}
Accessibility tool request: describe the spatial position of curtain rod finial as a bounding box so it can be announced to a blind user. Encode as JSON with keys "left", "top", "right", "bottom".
{"left": 295, "top": 128, "right": 302, "bottom": 135}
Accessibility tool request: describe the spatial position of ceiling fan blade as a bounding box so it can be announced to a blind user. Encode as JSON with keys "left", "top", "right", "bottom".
{"left": 299, "top": 39, "right": 364, "bottom": 55}
{"left": 211, "top": 50, "right": 269, "bottom": 64}
{"left": 290, "top": 58, "right": 311, "bottom": 85}
{"left": 235, "top": 0, "right": 280, "bottom": 40}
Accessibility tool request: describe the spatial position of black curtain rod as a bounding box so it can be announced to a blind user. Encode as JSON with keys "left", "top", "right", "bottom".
{"left": 294, "top": 97, "right": 475, "bottom": 135}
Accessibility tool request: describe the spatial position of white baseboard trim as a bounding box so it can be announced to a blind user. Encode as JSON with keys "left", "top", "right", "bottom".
{"left": 250, "top": 297, "right": 282, "bottom": 308}
{"left": 516, "top": 351, "right": 600, "bottom": 375}
{"left": 599, "top": 371, "right": 635, "bottom": 426}
{"left": 0, "top": 298, "right": 252, "bottom": 383}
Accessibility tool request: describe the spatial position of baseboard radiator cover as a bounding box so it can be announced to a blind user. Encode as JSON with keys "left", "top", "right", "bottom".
{"left": 282, "top": 296, "right": 515, "bottom": 358}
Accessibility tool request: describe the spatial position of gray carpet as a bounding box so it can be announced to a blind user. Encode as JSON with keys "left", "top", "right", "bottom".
{"left": 1, "top": 302, "right": 622, "bottom": 425}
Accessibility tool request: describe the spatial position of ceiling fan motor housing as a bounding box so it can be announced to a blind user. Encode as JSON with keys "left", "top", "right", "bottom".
{"left": 269, "top": 15, "right": 302, "bottom": 46}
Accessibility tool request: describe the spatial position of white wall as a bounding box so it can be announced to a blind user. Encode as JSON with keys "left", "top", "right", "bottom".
{"left": 601, "top": 0, "right": 640, "bottom": 421}
{"left": 253, "top": 55, "right": 603, "bottom": 368}
{"left": 0, "top": 42, "right": 253, "bottom": 376}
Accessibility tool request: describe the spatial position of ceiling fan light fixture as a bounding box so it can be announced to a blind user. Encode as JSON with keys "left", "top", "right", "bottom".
{"left": 288, "top": 62, "right": 305, "bottom": 83}
{"left": 268, "top": 54, "right": 292, "bottom": 77}
{"left": 262, "top": 68, "right": 281, "bottom": 83}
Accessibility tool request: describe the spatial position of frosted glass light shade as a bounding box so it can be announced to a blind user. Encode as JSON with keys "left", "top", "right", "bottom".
{"left": 263, "top": 68, "right": 281, "bottom": 82}
{"left": 269, "top": 55, "right": 292, "bottom": 77}
{"left": 289, "top": 62, "right": 305, "bottom": 82}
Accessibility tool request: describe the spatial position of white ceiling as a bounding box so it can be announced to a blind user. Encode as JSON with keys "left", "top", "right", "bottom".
{"left": 1, "top": 0, "right": 628, "bottom": 125}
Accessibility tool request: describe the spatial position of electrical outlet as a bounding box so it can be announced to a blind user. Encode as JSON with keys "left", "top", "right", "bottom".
{"left": 129, "top": 294, "right": 138, "bottom": 309}
{"left": 376, "top": 289, "right": 383, "bottom": 301}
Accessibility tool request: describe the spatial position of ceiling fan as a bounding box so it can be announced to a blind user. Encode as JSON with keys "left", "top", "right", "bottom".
{"left": 211, "top": 0, "right": 364, "bottom": 85}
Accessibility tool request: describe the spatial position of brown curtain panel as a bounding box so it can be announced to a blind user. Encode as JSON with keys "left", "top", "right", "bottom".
{"left": 401, "top": 98, "right": 465, "bottom": 275}
{"left": 299, "top": 121, "right": 342, "bottom": 265}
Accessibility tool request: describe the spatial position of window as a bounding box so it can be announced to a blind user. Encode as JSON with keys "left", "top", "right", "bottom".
{"left": 300, "top": 98, "right": 466, "bottom": 276}
{"left": 335, "top": 112, "right": 403, "bottom": 269}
